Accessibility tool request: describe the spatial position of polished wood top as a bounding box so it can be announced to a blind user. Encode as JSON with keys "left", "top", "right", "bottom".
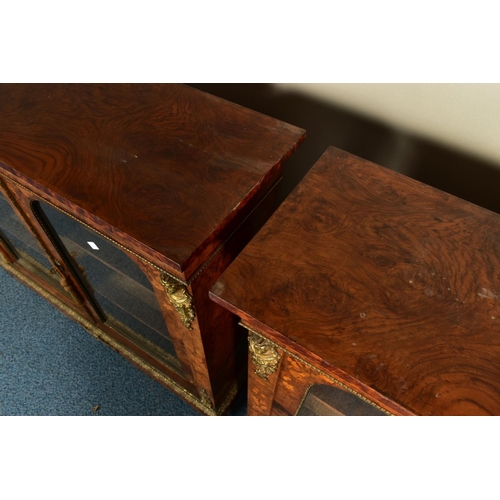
{"left": 210, "top": 147, "right": 500, "bottom": 415}
{"left": 0, "top": 84, "right": 305, "bottom": 278}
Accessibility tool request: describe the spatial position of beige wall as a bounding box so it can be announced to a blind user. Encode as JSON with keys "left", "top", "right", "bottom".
{"left": 275, "top": 84, "right": 500, "bottom": 167}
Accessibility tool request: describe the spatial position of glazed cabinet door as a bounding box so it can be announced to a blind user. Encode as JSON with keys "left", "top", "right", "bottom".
{"left": 0, "top": 185, "right": 78, "bottom": 301}
{"left": 33, "top": 200, "right": 187, "bottom": 378}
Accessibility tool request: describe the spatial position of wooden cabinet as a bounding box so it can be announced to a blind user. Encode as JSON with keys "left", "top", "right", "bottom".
{"left": 210, "top": 147, "right": 500, "bottom": 416}
{"left": 0, "top": 83, "right": 305, "bottom": 415}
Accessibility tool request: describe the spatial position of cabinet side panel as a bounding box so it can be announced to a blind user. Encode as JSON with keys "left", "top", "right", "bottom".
{"left": 191, "top": 177, "right": 283, "bottom": 409}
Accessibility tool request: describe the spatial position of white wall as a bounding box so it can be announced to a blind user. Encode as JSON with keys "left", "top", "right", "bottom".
{"left": 274, "top": 84, "right": 500, "bottom": 167}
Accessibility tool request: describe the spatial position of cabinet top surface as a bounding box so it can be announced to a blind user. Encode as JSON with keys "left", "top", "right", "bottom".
{"left": 0, "top": 84, "right": 304, "bottom": 275}
{"left": 210, "top": 147, "right": 500, "bottom": 415}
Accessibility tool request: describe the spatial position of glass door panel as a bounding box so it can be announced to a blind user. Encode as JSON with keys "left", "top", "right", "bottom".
{"left": 35, "top": 201, "right": 181, "bottom": 372}
{"left": 296, "top": 384, "right": 387, "bottom": 416}
{"left": 0, "top": 189, "right": 72, "bottom": 297}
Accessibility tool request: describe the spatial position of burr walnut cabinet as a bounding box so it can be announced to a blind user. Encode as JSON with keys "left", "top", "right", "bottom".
{"left": 210, "top": 147, "right": 500, "bottom": 416}
{"left": 0, "top": 83, "right": 305, "bottom": 415}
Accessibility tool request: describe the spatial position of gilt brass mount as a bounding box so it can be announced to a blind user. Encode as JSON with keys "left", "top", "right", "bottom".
{"left": 160, "top": 272, "right": 196, "bottom": 329}
{"left": 248, "top": 332, "right": 281, "bottom": 380}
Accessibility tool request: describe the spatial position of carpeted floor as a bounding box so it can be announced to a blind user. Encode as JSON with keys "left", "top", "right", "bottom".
{"left": 0, "top": 266, "right": 246, "bottom": 416}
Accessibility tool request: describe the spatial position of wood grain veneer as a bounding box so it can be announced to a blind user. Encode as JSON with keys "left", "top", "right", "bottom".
{"left": 0, "top": 83, "right": 305, "bottom": 280}
{"left": 210, "top": 146, "right": 500, "bottom": 416}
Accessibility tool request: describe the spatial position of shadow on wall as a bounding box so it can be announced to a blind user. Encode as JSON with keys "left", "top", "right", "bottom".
{"left": 189, "top": 84, "right": 500, "bottom": 215}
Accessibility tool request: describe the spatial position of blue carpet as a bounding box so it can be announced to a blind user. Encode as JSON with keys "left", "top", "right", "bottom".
{"left": 0, "top": 266, "right": 246, "bottom": 416}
